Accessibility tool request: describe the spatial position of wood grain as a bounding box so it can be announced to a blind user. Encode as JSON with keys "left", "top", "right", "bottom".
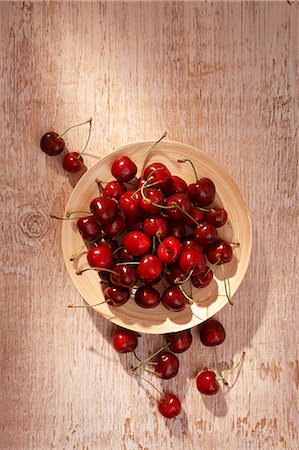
{"left": 0, "top": 1, "right": 298, "bottom": 449}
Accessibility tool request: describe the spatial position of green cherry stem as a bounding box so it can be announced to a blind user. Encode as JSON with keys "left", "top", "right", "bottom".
{"left": 177, "top": 284, "right": 193, "bottom": 304}
{"left": 134, "top": 131, "right": 167, "bottom": 163}
{"left": 59, "top": 118, "right": 92, "bottom": 138}
{"left": 68, "top": 300, "right": 106, "bottom": 308}
{"left": 221, "top": 263, "right": 233, "bottom": 305}
{"left": 131, "top": 344, "right": 169, "bottom": 372}
{"left": 214, "top": 346, "right": 228, "bottom": 385}
{"left": 50, "top": 211, "right": 91, "bottom": 220}
{"left": 77, "top": 118, "right": 92, "bottom": 158}
{"left": 177, "top": 158, "right": 198, "bottom": 182}
{"left": 174, "top": 269, "right": 194, "bottom": 285}
{"left": 76, "top": 267, "right": 117, "bottom": 276}
{"left": 69, "top": 244, "right": 87, "bottom": 261}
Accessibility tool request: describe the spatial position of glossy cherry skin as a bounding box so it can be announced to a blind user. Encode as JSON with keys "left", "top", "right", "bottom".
{"left": 118, "top": 247, "right": 136, "bottom": 262}
{"left": 155, "top": 352, "right": 179, "bottom": 379}
{"left": 157, "top": 236, "right": 182, "bottom": 264}
{"left": 143, "top": 162, "right": 171, "bottom": 188}
{"left": 143, "top": 216, "right": 169, "bottom": 239}
{"left": 123, "top": 231, "right": 151, "bottom": 256}
{"left": 182, "top": 236, "right": 204, "bottom": 253}
{"left": 134, "top": 286, "right": 160, "bottom": 308}
{"left": 158, "top": 394, "right": 181, "bottom": 419}
{"left": 125, "top": 214, "right": 144, "bottom": 232}
{"left": 119, "top": 190, "right": 141, "bottom": 218}
{"left": 199, "top": 319, "right": 226, "bottom": 346}
{"left": 205, "top": 207, "right": 228, "bottom": 228}
{"left": 166, "top": 194, "right": 191, "bottom": 222}
{"left": 191, "top": 266, "right": 213, "bottom": 288}
{"left": 90, "top": 197, "right": 118, "bottom": 226}
{"left": 166, "top": 329, "right": 193, "bottom": 353}
{"left": 185, "top": 206, "right": 205, "bottom": 228}
{"left": 162, "top": 175, "right": 187, "bottom": 196}
{"left": 104, "top": 285, "right": 130, "bottom": 306}
{"left": 168, "top": 222, "right": 186, "bottom": 241}
{"left": 103, "top": 181, "right": 126, "bottom": 200}
{"left": 40, "top": 132, "right": 65, "bottom": 156}
{"left": 163, "top": 261, "right": 187, "bottom": 284}
{"left": 140, "top": 188, "right": 165, "bottom": 215}
{"left": 111, "top": 156, "right": 137, "bottom": 182}
{"left": 196, "top": 370, "right": 220, "bottom": 395}
{"left": 206, "top": 240, "right": 233, "bottom": 265}
{"left": 194, "top": 222, "right": 218, "bottom": 246}
{"left": 161, "top": 286, "right": 187, "bottom": 312}
{"left": 187, "top": 178, "right": 215, "bottom": 207}
{"left": 87, "top": 245, "right": 114, "bottom": 269}
{"left": 179, "top": 248, "right": 206, "bottom": 276}
{"left": 112, "top": 329, "right": 138, "bottom": 353}
{"left": 97, "top": 236, "right": 118, "bottom": 252}
{"left": 102, "top": 213, "right": 125, "bottom": 237}
{"left": 77, "top": 216, "right": 102, "bottom": 241}
{"left": 62, "top": 152, "right": 84, "bottom": 173}
{"left": 110, "top": 264, "right": 138, "bottom": 288}
{"left": 137, "top": 254, "right": 163, "bottom": 282}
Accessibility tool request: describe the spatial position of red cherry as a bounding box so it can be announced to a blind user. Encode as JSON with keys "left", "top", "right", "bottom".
{"left": 140, "top": 188, "right": 165, "bottom": 215}
{"left": 163, "top": 261, "right": 187, "bottom": 284}
{"left": 196, "top": 370, "right": 220, "bottom": 395}
{"left": 179, "top": 248, "right": 206, "bottom": 276}
{"left": 191, "top": 266, "right": 213, "bottom": 288}
{"left": 162, "top": 175, "right": 187, "bottom": 196}
{"left": 157, "top": 236, "right": 182, "bottom": 264}
{"left": 102, "top": 213, "right": 125, "bottom": 237}
{"left": 185, "top": 206, "right": 205, "bottom": 228}
{"left": 111, "top": 156, "right": 137, "bottom": 182}
{"left": 182, "top": 236, "right": 204, "bottom": 253}
{"left": 158, "top": 394, "right": 181, "bottom": 419}
{"left": 161, "top": 286, "right": 187, "bottom": 312}
{"left": 134, "top": 286, "right": 160, "bottom": 308}
{"left": 110, "top": 264, "right": 138, "bottom": 288}
{"left": 77, "top": 216, "right": 102, "bottom": 241}
{"left": 104, "top": 285, "right": 130, "bottom": 306}
{"left": 137, "top": 254, "right": 162, "bottom": 282}
{"left": 143, "top": 216, "right": 169, "bottom": 239}
{"left": 143, "top": 162, "right": 171, "bottom": 188}
{"left": 194, "top": 222, "right": 218, "bottom": 246}
{"left": 199, "top": 319, "right": 226, "bottom": 346}
{"left": 103, "top": 181, "right": 127, "bottom": 200}
{"left": 205, "top": 207, "right": 228, "bottom": 228}
{"left": 112, "top": 329, "right": 138, "bottom": 353}
{"left": 187, "top": 178, "right": 215, "bottom": 207}
{"left": 125, "top": 214, "right": 144, "bottom": 231}
{"left": 166, "top": 193, "right": 191, "bottom": 222}
{"left": 119, "top": 190, "right": 141, "bottom": 218}
{"left": 206, "top": 240, "right": 233, "bottom": 265}
{"left": 123, "top": 231, "right": 151, "bottom": 256}
{"left": 156, "top": 352, "right": 179, "bottom": 379}
{"left": 40, "top": 132, "right": 65, "bottom": 156}
{"left": 118, "top": 247, "right": 136, "bottom": 262}
{"left": 90, "top": 197, "right": 119, "bottom": 226}
{"left": 87, "top": 245, "right": 114, "bottom": 269}
{"left": 168, "top": 222, "right": 186, "bottom": 241}
{"left": 166, "top": 329, "right": 193, "bottom": 353}
{"left": 62, "top": 152, "right": 84, "bottom": 173}
{"left": 96, "top": 236, "right": 118, "bottom": 252}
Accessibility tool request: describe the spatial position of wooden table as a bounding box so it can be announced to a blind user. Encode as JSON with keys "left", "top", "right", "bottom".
{"left": 1, "top": 1, "right": 298, "bottom": 449}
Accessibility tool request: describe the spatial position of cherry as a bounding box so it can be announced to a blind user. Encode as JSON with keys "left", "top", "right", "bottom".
{"left": 161, "top": 286, "right": 187, "bottom": 312}
{"left": 199, "top": 319, "right": 226, "bottom": 346}
{"left": 166, "top": 329, "right": 193, "bottom": 353}
{"left": 125, "top": 214, "right": 144, "bottom": 231}
{"left": 166, "top": 193, "right": 191, "bottom": 222}
{"left": 113, "top": 329, "right": 138, "bottom": 353}
{"left": 134, "top": 286, "right": 160, "bottom": 308}
{"left": 103, "top": 180, "right": 127, "bottom": 200}
{"left": 185, "top": 206, "right": 205, "bottom": 229}
{"left": 187, "top": 178, "right": 216, "bottom": 207}
{"left": 168, "top": 222, "right": 186, "bottom": 241}
{"left": 77, "top": 215, "right": 102, "bottom": 241}
{"left": 111, "top": 156, "right": 137, "bottom": 182}
{"left": 158, "top": 394, "right": 181, "bottom": 419}
{"left": 182, "top": 236, "right": 204, "bottom": 253}
{"left": 191, "top": 266, "right": 213, "bottom": 288}
{"left": 162, "top": 175, "right": 187, "bottom": 196}
{"left": 62, "top": 152, "right": 84, "bottom": 173}
{"left": 96, "top": 236, "right": 118, "bottom": 252}
{"left": 157, "top": 236, "right": 182, "bottom": 264}
{"left": 87, "top": 245, "right": 114, "bottom": 269}
{"left": 206, "top": 240, "right": 233, "bottom": 265}
{"left": 179, "top": 248, "right": 206, "bottom": 276}
{"left": 104, "top": 285, "right": 130, "bottom": 306}
{"left": 119, "top": 190, "right": 141, "bottom": 218}
{"left": 143, "top": 216, "right": 169, "bottom": 239}
{"left": 194, "top": 222, "right": 218, "bottom": 246}
{"left": 90, "top": 197, "right": 119, "bottom": 226}
{"left": 123, "top": 231, "right": 151, "bottom": 256}
{"left": 143, "top": 162, "right": 171, "bottom": 188}
{"left": 110, "top": 264, "right": 138, "bottom": 288}
{"left": 163, "top": 261, "right": 187, "bottom": 284}
{"left": 196, "top": 370, "right": 220, "bottom": 395}
{"left": 118, "top": 247, "right": 136, "bottom": 262}
{"left": 155, "top": 352, "right": 179, "bottom": 379}
{"left": 40, "top": 132, "right": 65, "bottom": 155}
{"left": 137, "top": 254, "right": 163, "bottom": 283}
{"left": 102, "top": 213, "right": 125, "bottom": 237}
{"left": 205, "top": 207, "right": 228, "bottom": 228}
{"left": 140, "top": 187, "right": 165, "bottom": 215}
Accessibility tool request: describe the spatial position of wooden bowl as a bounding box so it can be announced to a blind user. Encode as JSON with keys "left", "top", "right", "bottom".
{"left": 62, "top": 140, "right": 252, "bottom": 334}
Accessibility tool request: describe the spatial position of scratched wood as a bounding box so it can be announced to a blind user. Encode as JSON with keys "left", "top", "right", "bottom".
{"left": 0, "top": 1, "right": 298, "bottom": 449}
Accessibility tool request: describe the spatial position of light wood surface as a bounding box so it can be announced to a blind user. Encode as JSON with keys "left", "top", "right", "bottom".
{"left": 1, "top": 1, "right": 298, "bottom": 449}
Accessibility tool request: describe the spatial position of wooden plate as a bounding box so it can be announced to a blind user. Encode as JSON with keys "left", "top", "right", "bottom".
{"left": 62, "top": 140, "right": 252, "bottom": 334}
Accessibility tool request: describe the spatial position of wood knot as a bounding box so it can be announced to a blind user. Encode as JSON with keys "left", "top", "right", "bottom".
{"left": 20, "top": 211, "right": 48, "bottom": 238}
{"left": 22, "top": 1, "right": 33, "bottom": 15}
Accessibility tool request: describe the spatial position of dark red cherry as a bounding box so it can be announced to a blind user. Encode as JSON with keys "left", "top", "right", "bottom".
{"left": 123, "top": 231, "right": 151, "bottom": 256}
{"left": 111, "top": 156, "right": 137, "bottom": 182}
{"left": 118, "top": 247, "right": 136, "bottom": 262}
{"left": 90, "top": 197, "right": 118, "bottom": 226}
{"left": 179, "top": 248, "right": 206, "bottom": 276}
{"left": 87, "top": 245, "right": 114, "bottom": 269}
{"left": 155, "top": 352, "right": 179, "bottom": 379}
{"left": 187, "top": 178, "right": 215, "bottom": 207}
{"left": 113, "top": 329, "right": 138, "bottom": 353}
{"left": 103, "top": 181, "right": 127, "bottom": 200}
{"left": 166, "top": 194, "right": 191, "bottom": 222}
{"left": 77, "top": 215, "right": 102, "bottom": 241}
{"left": 182, "top": 236, "right": 204, "bottom": 253}
{"left": 166, "top": 329, "right": 193, "bottom": 353}
{"left": 104, "top": 285, "right": 130, "bottom": 306}
{"left": 162, "top": 175, "right": 187, "bottom": 196}
{"left": 168, "top": 222, "right": 186, "bottom": 241}
{"left": 194, "top": 222, "right": 218, "bottom": 246}
{"left": 191, "top": 266, "right": 213, "bottom": 288}
{"left": 196, "top": 370, "right": 220, "bottom": 395}
{"left": 157, "top": 236, "right": 182, "bottom": 264}
{"left": 143, "top": 216, "right": 169, "bottom": 239}
{"left": 62, "top": 152, "right": 84, "bottom": 173}
{"left": 134, "top": 286, "right": 160, "bottom": 308}
{"left": 125, "top": 214, "right": 144, "bottom": 231}
{"left": 161, "top": 286, "right": 187, "bottom": 312}
{"left": 205, "top": 207, "right": 228, "bottom": 228}
{"left": 163, "top": 261, "right": 187, "bottom": 284}
{"left": 199, "top": 319, "right": 226, "bottom": 346}
{"left": 140, "top": 188, "right": 165, "bottom": 215}
{"left": 102, "top": 213, "right": 125, "bottom": 237}
{"left": 185, "top": 206, "right": 205, "bottom": 228}
{"left": 206, "top": 240, "right": 233, "bottom": 265}
{"left": 143, "top": 162, "right": 171, "bottom": 188}
{"left": 40, "top": 132, "right": 65, "bottom": 156}
{"left": 158, "top": 394, "right": 181, "bottom": 419}
{"left": 96, "top": 236, "right": 118, "bottom": 252}
{"left": 137, "top": 254, "right": 162, "bottom": 282}
{"left": 119, "top": 190, "right": 141, "bottom": 218}
{"left": 110, "top": 264, "right": 138, "bottom": 288}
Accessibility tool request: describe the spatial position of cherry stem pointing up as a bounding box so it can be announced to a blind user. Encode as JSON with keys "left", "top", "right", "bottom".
{"left": 177, "top": 158, "right": 199, "bottom": 182}
{"left": 59, "top": 118, "right": 92, "bottom": 138}
{"left": 134, "top": 131, "right": 167, "bottom": 163}
{"left": 131, "top": 344, "right": 169, "bottom": 373}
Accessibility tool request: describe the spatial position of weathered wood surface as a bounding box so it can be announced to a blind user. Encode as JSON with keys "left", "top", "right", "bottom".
{"left": 0, "top": 1, "right": 298, "bottom": 449}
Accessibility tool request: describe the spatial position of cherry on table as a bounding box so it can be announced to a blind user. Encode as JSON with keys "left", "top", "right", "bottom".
{"left": 199, "top": 319, "right": 226, "bottom": 346}
{"left": 166, "top": 329, "right": 193, "bottom": 353}
{"left": 40, "top": 132, "right": 65, "bottom": 156}
{"left": 112, "top": 329, "right": 138, "bottom": 353}
{"left": 196, "top": 370, "right": 220, "bottom": 395}
{"left": 134, "top": 286, "right": 161, "bottom": 308}
{"left": 62, "top": 152, "right": 84, "bottom": 173}
{"left": 155, "top": 352, "right": 179, "bottom": 379}
{"left": 158, "top": 393, "right": 181, "bottom": 419}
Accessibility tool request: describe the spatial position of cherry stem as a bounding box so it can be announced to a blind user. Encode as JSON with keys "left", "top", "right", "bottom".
{"left": 214, "top": 346, "right": 228, "bottom": 385}
{"left": 113, "top": 245, "right": 124, "bottom": 254}
{"left": 68, "top": 300, "right": 106, "bottom": 308}
{"left": 174, "top": 269, "right": 194, "bottom": 285}
{"left": 156, "top": 232, "right": 170, "bottom": 254}
{"left": 216, "top": 352, "right": 246, "bottom": 384}
{"left": 133, "top": 373, "right": 163, "bottom": 398}
{"left": 177, "top": 158, "right": 198, "bottom": 182}
{"left": 76, "top": 267, "right": 117, "bottom": 276}
{"left": 59, "top": 117, "right": 92, "bottom": 138}
{"left": 70, "top": 244, "right": 87, "bottom": 261}
{"left": 177, "top": 284, "right": 193, "bottom": 304}
{"left": 95, "top": 179, "right": 104, "bottom": 191}
{"left": 206, "top": 258, "right": 221, "bottom": 275}
{"left": 50, "top": 211, "right": 91, "bottom": 220}
{"left": 133, "top": 351, "right": 158, "bottom": 365}
{"left": 134, "top": 131, "right": 167, "bottom": 163}
{"left": 221, "top": 263, "right": 233, "bottom": 305}
{"left": 116, "top": 261, "right": 139, "bottom": 266}
{"left": 131, "top": 344, "right": 169, "bottom": 372}
{"left": 175, "top": 204, "right": 199, "bottom": 226}
{"left": 78, "top": 118, "right": 92, "bottom": 158}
